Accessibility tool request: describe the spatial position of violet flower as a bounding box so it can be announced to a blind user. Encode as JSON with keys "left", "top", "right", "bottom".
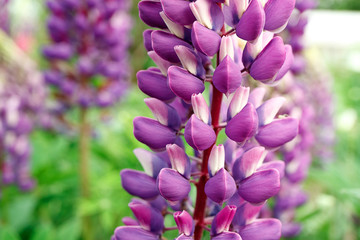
{"left": 115, "top": 1, "right": 298, "bottom": 239}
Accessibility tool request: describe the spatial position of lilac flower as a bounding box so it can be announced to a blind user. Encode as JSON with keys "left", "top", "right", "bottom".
{"left": 115, "top": 1, "right": 298, "bottom": 239}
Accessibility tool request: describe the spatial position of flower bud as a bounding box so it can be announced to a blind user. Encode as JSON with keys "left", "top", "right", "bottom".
{"left": 219, "top": 36, "right": 235, "bottom": 61}
{"left": 213, "top": 56, "right": 242, "bottom": 96}
{"left": 134, "top": 148, "right": 169, "bottom": 178}
{"left": 174, "top": 210, "right": 194, "bottom": 236}
{"left": 168, "top": 66, "right": 205, "bottom": 103}
{"left": 211, "top": 205, "right": 237, "bottom": 235}
{"left": 184, "top": 115, "right": 216, "bottom": 151}
{"left": 157, "top": 168, "right": 191, "bottom": 202}
{"left": 205, "top": 168, "right": 237, "bottom": 204}
{"left": 236, "top": 0, "right": 265, "bottom": 42}
{"left": 227, "top": 86, "right": 250, "bottom": 119}
{"left": 166, "top": 144, "right": 191, "bottom": 178}
{"left": 133, "top": 117, "right": 177, "bottom": 151}
{"left": 208, "top": 144, "right": 225, "bottom": 177}
{"left": 238, "top": 168, "right": 281, "bottom": 204}
{"left": 191, "top": 21, "right": 221, "bottom": 56}
{"left": 120, "top": 169, "right": 158, "bottom": 199}
{"left": 145, "top": 98, "right": 181, "bottom": 130}
{"left": 160, "top": 12, "right": 191, "bottom": 40}
{"left": 255, "top": 117, "right": 299, "bottom": 148}
{"left": 225, "top": 103, "right": 258, "bottom": 143}
{"left": 232, "top": 146, "right": 265, "bottom": 182}
{"left": 191, "top": 93, "right": 210, "bottom": 124}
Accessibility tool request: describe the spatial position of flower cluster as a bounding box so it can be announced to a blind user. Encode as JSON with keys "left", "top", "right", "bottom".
{"left": 0, "top": 32, "right": 46, "bottom": 193}
{"left": 114, "top": 0, "right": 299, "bottom": 239}
{"left": 43, "top": 0, "right": 131, "bottom": 110}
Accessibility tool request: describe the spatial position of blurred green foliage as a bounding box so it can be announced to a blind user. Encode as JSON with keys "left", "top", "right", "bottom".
{"left": 318, "top": 0, "right": 360, "bottom": 10}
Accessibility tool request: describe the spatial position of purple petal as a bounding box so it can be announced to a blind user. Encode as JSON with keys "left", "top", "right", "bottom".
{"left": 223, "top": 0, "right": 247, "bottom": 27}
{"left": 236, "top": 0, "right": 265, "bottom": 41}
{"left": 257, "top": 160, "right": 285, "bottom": 178}
{"left": 255, "top": 118, "right": 299, "bottom": 148}
{"left": 227, "top": 86, "right": 250, "bottom": 120}
{"left": 274, "top": 45, "right": 294, "bottom": 81}
{"left": 256, "top": 97, "right": 286, "bottom": 126}
{"left": 212, "top": 232, "right": 242, "bottom": 240}
{"left": 174, "top": 210, "right": 194, "bottom": 236}
{"left": 122, "top": 217, "right": 139, "bottom": 226}
{"left": 184, "top": 115, "right": 216, "bottom": 151}
{"left": 232, "top": 202, "right": 263, "bottom": 228}
{"left": 232, "top": 146, "right": 265, "bottom": 182}
{"left": 129, "top": 200, "right": 164, "bottom": 234}
{"left": 225, "top": 103, "right": 258, "bottom": 143}
{"left": 113, "top": 226, "right": 159, "bottom": 240}
{"left": 152, "top": 30, "right": 192, "bottom": 63}
{"left": 168, "top": 66, "right": 205, "bottom": 103}
{"left": 264, "top": 0, "right": 296, "bottom": 32}
{"left": 120, "top": 169, "right": 158, "bottom": 199}
{"left": 211, "top": 205, "right": 237, "bottom": 235}
{"left": 208, "top": 144, "right": 225, "bottom": 177}
{"left": 133, "top": 117, "right": 177, "bottom": 150}
{"left": 145, "top": 98, "right": 181, "bottom": 130}
{"left": 138, "top": 0, "right": 167, "bottom": 29}
{"left": 137, "top": 69, "right": 176, "bottom": 101}
{"left": 157, "top": 168, "right": 191, "bottom": 202}
{"left": 191, "top": 21, "right": 221, "bottom": 57}
{"left": 213, "top": 56, "right": 242, "bottom": 95}
{"left": 133, "top": 148, "right": 169, "bottom": 178}
{"left": 191, "top": 93, "right": 210, "bottom": 124}
{"left": 143, "top": 29, "right": 153, "bottom": 51}
{"left": 176, "top": 234, "right": 193, "bottom": 240}
{"left": 238, "top": 169, "right": 280, "bottom": 204}
{"left": 161, "top": 0, "right": 196, "bottom": 25}
{"left": 239, "top": 219, "right": 282, "bottom": 240}
{"left": 205, "top": 168, "right": 237, "bottom": 204}
{"left": 160, "top": 12, "right": 191, "bottom": 40}
{"left": 166, "top": 144, "right": 191, "bottom": 178}
{"left": 174, "top": 45, "right": 206, "bottom": 79}
{"left": 249, "top": 36, "right": 286, "bottom": 82}
{"left": 248, "top": 87, "right": 266, "bottom": 108}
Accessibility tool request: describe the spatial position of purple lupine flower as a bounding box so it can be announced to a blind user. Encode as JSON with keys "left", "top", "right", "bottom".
{"left": 115, "top": 1, "right": 298, "bottom": 239}
{"left": 0, "top": 32, "right": 47, "bottom": 192}
{"left": 43, "top": 0, "right": 131, "bottom": 110}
